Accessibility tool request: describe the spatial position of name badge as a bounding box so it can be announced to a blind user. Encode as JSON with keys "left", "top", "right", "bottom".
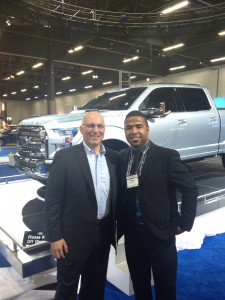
{"left": 126, "top": 174, "right": 139, "bottom": 188}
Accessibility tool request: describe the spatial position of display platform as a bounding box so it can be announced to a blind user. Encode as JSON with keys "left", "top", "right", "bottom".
{"left": 0, "top": 156, "right": 225, "bottom": 296}
{"left": 0, "top": 179, "right": 55, "bottom": 279}
{"left": 187, "top": 156, "right": 225, "bottom": 215}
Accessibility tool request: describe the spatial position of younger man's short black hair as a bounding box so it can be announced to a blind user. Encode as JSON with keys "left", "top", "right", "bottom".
{"left": 125, "top": 110, "right": 148, "bottom": 126}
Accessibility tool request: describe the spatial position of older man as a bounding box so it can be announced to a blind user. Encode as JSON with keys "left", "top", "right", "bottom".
{"left": 45, "top": 111, "right": 118, "bottom": 300}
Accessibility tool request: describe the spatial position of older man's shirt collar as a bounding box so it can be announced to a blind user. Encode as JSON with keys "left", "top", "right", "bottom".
{"left": 83, "top": 141, "right": 106, "bottom": 155}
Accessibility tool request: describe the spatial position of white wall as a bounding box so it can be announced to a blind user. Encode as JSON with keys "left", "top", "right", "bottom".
{"left": 217, "top": 66, "right": 225, "bottom": 96}
{"left": 148, "top": 66, "right": 221, "bottom": 98}
{"left": 3, "top": 64, "right": 225, "bottom": 124}
{"left": 55, "top": 85, "right": 113, "bottom": 114}
{"left": 5, "top": 100, "right": 33, "bottom": 124}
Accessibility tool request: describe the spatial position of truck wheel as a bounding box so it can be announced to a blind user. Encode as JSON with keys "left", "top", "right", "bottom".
{"left": 0, "top": 138, "right": 6, "bottom": 146}
{"left": 37, "top": 186, "right": 46, "bottom": 199}
{"left": 221, "top": 155, "right": 225, "bottom": 168}
{"left": 103, "top": 140, "right": 128, "bottom": 151}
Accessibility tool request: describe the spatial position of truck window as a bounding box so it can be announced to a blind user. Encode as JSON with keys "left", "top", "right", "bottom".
{"left": 139, "top": 87, "right": 181, "bottom": 112}
{"left": 80, "top": 87, "right": 147, "bottom": 110}
{"left": 178, "top": 88, "right": 211, "bottom": 111}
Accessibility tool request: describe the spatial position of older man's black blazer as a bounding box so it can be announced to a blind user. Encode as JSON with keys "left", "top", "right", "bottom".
{"left": 45, "top": 143, "right": 118, "bottom": 257}
{"left": 118, "top": 141, "right": 198, "bottom": 241}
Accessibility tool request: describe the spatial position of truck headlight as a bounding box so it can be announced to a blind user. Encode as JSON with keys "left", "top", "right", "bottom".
{"left": 52, "top": 127, "right": 78, "bottom": 137}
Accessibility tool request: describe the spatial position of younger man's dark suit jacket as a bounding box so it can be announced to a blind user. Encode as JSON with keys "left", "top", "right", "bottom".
{"left": 118, "top": 141, "right": 198, "bottom": 242}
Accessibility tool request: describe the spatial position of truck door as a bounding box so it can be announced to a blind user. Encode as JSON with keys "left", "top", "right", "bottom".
{"left": 177, "top": 87, "right": 220, "bottom": 159}
{"left": 139, "top": 87, "right": 188, "bottom": 157}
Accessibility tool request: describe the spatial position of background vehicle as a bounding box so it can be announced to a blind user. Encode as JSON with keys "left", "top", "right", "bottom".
{"left": 0, "top": 125, "right": 18, "bottom": 146}
{"left": 14, "top": 83, "right": 225, "bottom": 185}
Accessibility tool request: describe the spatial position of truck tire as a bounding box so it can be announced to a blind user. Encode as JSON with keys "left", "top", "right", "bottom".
{"left": 221, "top": 155, "right": 225, "bottom": 168}
{"left": 103, "top": 139, "right": 128, "bottom": 152}
{"left": 0, "top": 138, "right": 6, "bottom": 146}
{"left": 37, "top": 186, "right": 46, "bottom": 199}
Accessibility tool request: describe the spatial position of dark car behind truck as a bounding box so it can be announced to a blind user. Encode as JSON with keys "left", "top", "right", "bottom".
{"left": 0, "top": 126, "right": 17, "bottom": 146}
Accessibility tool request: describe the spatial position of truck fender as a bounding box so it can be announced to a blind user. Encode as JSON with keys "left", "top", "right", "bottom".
{"left": 72, "top": 125, "right": 129, "bottom": 151}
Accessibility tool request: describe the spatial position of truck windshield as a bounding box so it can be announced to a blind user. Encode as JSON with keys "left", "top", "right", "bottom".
{"left": 79, "top": 87, "right": 147, "bottom": 110}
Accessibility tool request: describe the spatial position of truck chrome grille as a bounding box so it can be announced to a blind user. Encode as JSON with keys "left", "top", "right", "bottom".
{"left": 17, "top": 125, "right": 47, "bottom": 159}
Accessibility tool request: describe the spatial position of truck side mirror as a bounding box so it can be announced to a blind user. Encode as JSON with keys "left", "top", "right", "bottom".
{"left": 141, "top": 107, "right": 171, "bottom": 118}
{"left": 141, "top": 108, "right": 162, "bottom": 118}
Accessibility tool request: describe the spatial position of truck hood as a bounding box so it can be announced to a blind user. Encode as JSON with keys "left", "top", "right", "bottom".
{"left": 19, "top": 112, "right": 85, "bottom": 125}
{"left": 19, "top": 110, "right": 127, "bottom": 126}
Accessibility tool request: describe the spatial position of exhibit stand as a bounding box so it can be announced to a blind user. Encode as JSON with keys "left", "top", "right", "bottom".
{"left": 0, "top": 156, "right": 225, "bottom": 298}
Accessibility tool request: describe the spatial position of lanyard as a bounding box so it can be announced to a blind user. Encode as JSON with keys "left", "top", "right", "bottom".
{"left": 126, "top": 142, "right": 150, "bottom": 177}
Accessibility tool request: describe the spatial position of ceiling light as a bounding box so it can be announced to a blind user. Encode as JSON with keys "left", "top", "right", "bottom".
{"left": 74, "top": 45, "right": 84, "bottom": 52}
{"left": 81, "top": 70, "right": 93, "bottom": 75}
{"left": 123, "top": 58, "right": 132, "bottom": 63}
{"left": 21, "top": 89, "right": 27, "bottom": 92}
{"left": 26, "top": 98, "right": 31, "bottom": 101}
{"left": 56, "top": 91, "right": 62, "bottom": 95}
{"left": 32, "top": 63, "right": 43, "bottom": 69}
{"left": 3, "top": 94, "right": 8, "bottom": 97}
{"left": 130, "top": 76, "right": 137, "bottom": 79}
{"left": 210, "top": 57, "right": 225, "bottom": 63}
{"left": 62, "top": 76, "right": 71, "bottom": 81}
{"left": 163, "top": 43, "right": 184, "bottom": 52}
{"left": 161, "top": 1, "right": 189, "bottom": 14}
{"left": 169, "top": 65, "right": 186, "bottom": 71}
{"left": 68, "top": 45, "right": 84, "bottom": 54}
{"left": 33, "top": 85, "right": 39, "bottom": 89}
{"left": 16, "top": 70, "right": 25, "bottom": 76}
{"left": 93, "top": 75, "right": 98, "bottom": 79}
{"left": 102, "top": 81, "right": 112, "bottom": 85}
{"left": 199, "top": 61, "right": 204, "bottom": 66}
{"left": 11, "top": 91, "right": 17, "bottom": 95}
{"left": 123, "top": 56, "right": 139, "bottom": 63}
{"left": 6, "top": 19, "right": 12, "bottom": 26}
{"left": 218, "top": 31, "right": 225, "bottom": 36}
{"left": 84, "top": 85, "right": 93, "bottom": 89}
{"left": 4, "top": 75, "right": 15, "bottom": 80}
{"left": 69, "top": 89, "right": 76, "bottom": 92}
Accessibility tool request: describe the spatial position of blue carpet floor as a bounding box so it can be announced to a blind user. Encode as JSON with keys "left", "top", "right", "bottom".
{"left": 106, "top": 234, "right": 225, "bottom": 299}
{"left": 0, "top": 147, "right": 28, "bottom": 182}
{"left": 0, "top": 233, "right": 225, "bottom": 299}
{"left": 0, "top": 163, "right": 28, "bottom": 182}
{"left": 177, "top": 233, "right": 225, "bottom": 300}
{"left": 0, "top": 146, "right": 16, "bottom": 157}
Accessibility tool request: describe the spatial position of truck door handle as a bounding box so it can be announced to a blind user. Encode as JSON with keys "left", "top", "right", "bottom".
{"left": 177, "top": 119, "right": 187, "bottom": 125}
{"left": 209, "top": 117, "right": 218, "bottom": 124}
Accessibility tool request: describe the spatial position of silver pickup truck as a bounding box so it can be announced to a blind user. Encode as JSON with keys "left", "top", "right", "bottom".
{"left": 14, "top": 83, "right": 225, "bottom": 184}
